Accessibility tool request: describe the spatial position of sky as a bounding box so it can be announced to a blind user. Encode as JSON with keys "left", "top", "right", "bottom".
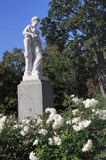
{"left": 0, "top": 0, "right": 50, "bottom": 60}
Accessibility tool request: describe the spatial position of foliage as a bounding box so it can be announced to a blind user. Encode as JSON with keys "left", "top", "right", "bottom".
{"left": 41, "top": 0, "right": 106, "bottom": 96}
{"left": 94, "top": 91, "right": 106, "bottom": 110}
{"left": 43, "top": 45, "right": 96, "bottom": 109}
{"left": 0, "top": 48, "right": 24, "bottom": 115}
{"left": 0, "top": 97, "right": 106, "bottom": 160}
{"left": 41, "top": 0, "right": 105, "bottom": 53}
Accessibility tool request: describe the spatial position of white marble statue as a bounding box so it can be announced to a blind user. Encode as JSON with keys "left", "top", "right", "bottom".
{"left": 23, "top": 16, "right": 43, "bottom": 79}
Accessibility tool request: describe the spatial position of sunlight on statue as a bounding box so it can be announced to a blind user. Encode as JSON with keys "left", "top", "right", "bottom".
{"left": 23, "top": 16, "right": 43, "bottom": 79}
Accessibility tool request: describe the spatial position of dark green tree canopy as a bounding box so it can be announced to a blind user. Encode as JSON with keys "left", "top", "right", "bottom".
{"left": 41, "top": 0, "right": 105, "bottom": 52}
{"left": 41, "top": 0, "right": 106, "bottom": 96}
{"left": 0, "top": 48, "right": 24, "bottom": 115}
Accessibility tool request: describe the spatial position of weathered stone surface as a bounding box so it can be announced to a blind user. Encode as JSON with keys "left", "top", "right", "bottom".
{"left": 18, "top": 79, "right": 53, "bottom": 119}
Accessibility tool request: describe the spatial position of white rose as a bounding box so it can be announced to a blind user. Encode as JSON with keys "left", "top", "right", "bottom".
{"left": 46, "top": 113, "right": 54, "bottom": 124}
{"left": 52, "top": 120, "right": 63, "bottom": 129}
{"left": 66, "top": 120, "right": 71, "bottom": 125}
{"left": 96, "top": 109, "right": 106, "bottom": 120}
{"left": 21, "top": 119, "right": 30, "bottom": 125}
{"left": 36, "top": 117, "right": 43, "bottom": 126}
{"left": 52, "top": 121, "right": 61, "bottom": 129}
{"left": 33, "top": 139, "right": 38, "bottom": 146}
{"left": 72, "top": 97, "right": 81, "bottom": 105}
{"left": 0, "top": 116, "right": 7, "bottom": 130}
{"left": 82, "top": 139, "right": 93, "bottom": 152}
{"left": 83, "top": 98, "right": 98, "bottom": 108}
{"left": 0, "top": 116, "right": 7, "bottom": 123}
{"left": 79, "top": 120, "right": 91, "bottom": 128}
{"left": 72, "top": 109, "right": 79, "bottom": 116}
{"left": 20, "top": 125, "right": 29, "bottom": 136}
{"left": 38, "top": 129, "right": 48, "bottom": 135}
{"left": 72, "top": 117, "right": 81, "bottom": 124}
{"left": 29, "top": 151, "right": 38, "bottom": 160}
{"left": 92, "top": 109, "right": 96, "bottom": 112}
{"left": 73, "top": 120, "right": 91, "bottom": 131}
{"left": 53, "top": 114, "right": 63, "bottom": 121}
{"left": 53, "top": 136, "right": 62, "bottom": 145}
{"left": 48, "top": 138, "right": 53, "bottom": 145}
{"left": 45, "top": 108, "right": 56, "bottom": 115}
{"left": 73, "top": 124, "right": 84, "bottom": 131}
{"left": 52, "top": 114, "right": 64, "bottom": 129}
{"left": 70, "top": 94, "right": 75, "bottom": 98}
{"left": 0, "top": 114, "right": 3, "bottom": 118}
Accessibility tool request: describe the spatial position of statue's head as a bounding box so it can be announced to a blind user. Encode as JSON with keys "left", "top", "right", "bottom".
{"left": 31, "top": 16, "right": 40, "bottom": 27}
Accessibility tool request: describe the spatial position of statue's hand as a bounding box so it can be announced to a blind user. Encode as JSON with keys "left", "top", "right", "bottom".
{"left": 34, "top": 34, "right": 38, "bottom": 37}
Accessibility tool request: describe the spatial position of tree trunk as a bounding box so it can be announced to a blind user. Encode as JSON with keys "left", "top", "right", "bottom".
{"left": 96, "top": 51, "right": 106, "bottom": 97}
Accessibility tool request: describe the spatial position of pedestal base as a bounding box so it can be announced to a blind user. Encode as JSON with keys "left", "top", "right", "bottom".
{"left": 18, "top": 79, "right": 53, "bottom": 119}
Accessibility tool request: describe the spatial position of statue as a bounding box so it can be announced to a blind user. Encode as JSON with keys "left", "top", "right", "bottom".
{"left": 23, "top": 16, "right": 43, "bottom": 79}
{"left": 18, "top": 16, "right": 53, "bottom": 119}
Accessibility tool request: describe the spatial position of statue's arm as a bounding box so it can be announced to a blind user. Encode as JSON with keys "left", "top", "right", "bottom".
{"left": 22, "top": 25, "right": 33, "bottom": 37}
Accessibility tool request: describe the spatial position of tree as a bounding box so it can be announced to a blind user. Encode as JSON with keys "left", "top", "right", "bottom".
{"left": 0, "top": 48, "right": 24, "bottom": 115}
{"left": 41, "top": 0, "right": 106, "bottom": 96}
{"left": 43, "top": 45, "right": 96, "bottom": 109}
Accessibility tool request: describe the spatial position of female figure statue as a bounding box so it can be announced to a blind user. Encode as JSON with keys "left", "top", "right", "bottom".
{"left": 23, "top": 16, "right": 43, "bottom": 79}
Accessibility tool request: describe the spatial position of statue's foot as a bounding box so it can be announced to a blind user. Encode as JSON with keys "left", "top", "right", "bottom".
{"left": 32, "top": 72, "right": 41, "bottom": 79}
{"left": 23, "top": 71, "right": 48, "bottom": 81}
{"left": 32, "top": 72, "right": 48, "bottom": 81}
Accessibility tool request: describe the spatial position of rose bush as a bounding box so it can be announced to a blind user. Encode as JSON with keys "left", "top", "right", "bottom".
{"left": 0, "top": 97, "right": 106, "bottom": 160}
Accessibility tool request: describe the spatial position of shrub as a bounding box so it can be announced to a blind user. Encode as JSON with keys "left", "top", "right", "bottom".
{"left": 0, "top": 97, "right": 106, "bottom": 160}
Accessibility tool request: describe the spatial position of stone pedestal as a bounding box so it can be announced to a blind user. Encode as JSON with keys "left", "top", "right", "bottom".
{"left": 18, "top": 79, "right": 53, "bottom": 119}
